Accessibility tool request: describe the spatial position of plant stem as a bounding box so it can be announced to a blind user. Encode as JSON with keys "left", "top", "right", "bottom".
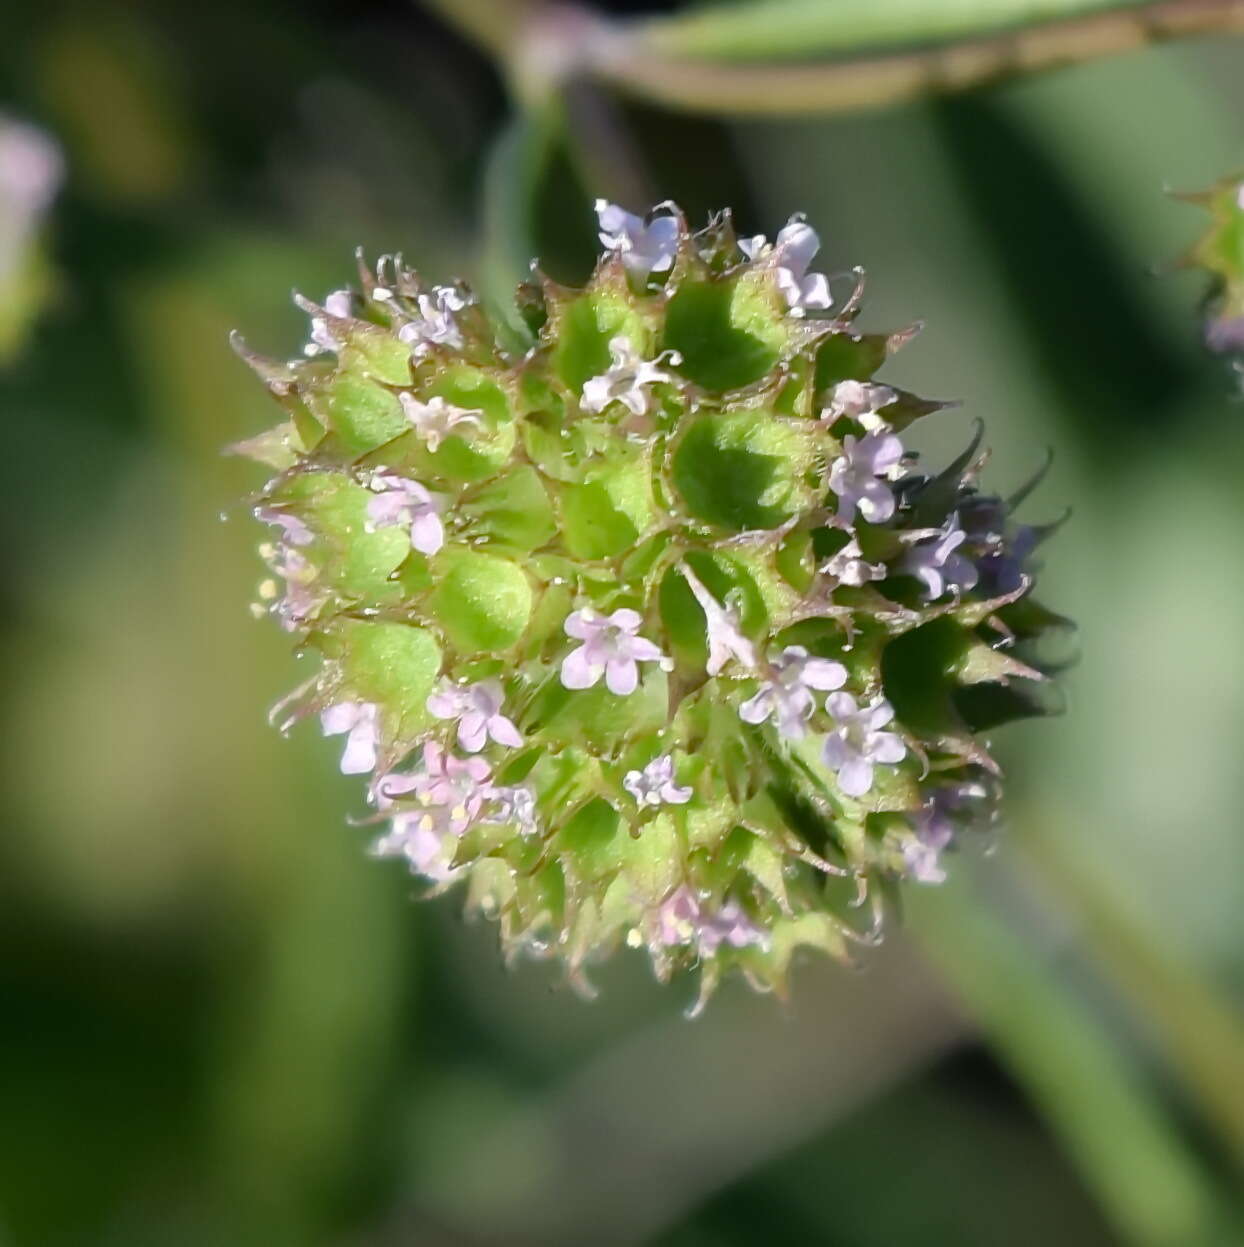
{"left": 601, "top": 0, "right": 1244, "bottom": 117}
{"left": 427, "top": 0, "right": 1244, "bottom": 118}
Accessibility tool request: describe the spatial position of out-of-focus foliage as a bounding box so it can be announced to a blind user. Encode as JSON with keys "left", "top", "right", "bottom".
{"left": 0, "top": 2, "right": 1240, "bottom": 1245}
{"left": 1180, "top": 170, "right": 1244, "bottom": 360}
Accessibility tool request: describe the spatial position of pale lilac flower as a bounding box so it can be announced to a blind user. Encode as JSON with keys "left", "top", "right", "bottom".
{"left": 903, "top": 781, "right": 989, "bottom": 884}
{"left": 398, "top": 285, "right": 470, "bottom": 355}
{"left": 372, "top": 804, "right": 461, "bottom": 882}
{"left": 824, "top": 536, "right": 886, "bottom": 587}
{"left": 902, "top": 838, "right": 947, "bottom": 885}
{"left": 426, "top": 680, "right": 523, "bottom": 753}
{"left": 259, "top": 542, "right": 323, "bottom": 631}
{"left": 678, "top": 562, "right": 756, "bottom": 675}
{"left": 398, "top": 392, "right": 483, "bottom": 451}
{"left": 321, "top": 700, "right": 381, "bottom": 774}
{"left": 560, "top": 608, "right": 667, "bottom": 696}
{"left": 304, "top": 289, "right": 352, "bottom": 356}
{"left": 486, "top": 785, "right": 540, "bottom": 836}
{"left": 624, "top": 755, "right": 692, "bottom": 808}
{"left": 902, "top": 514, "right": 980, "bottom": 601}
{"left": 1237, "top": 182, "right": 1244, "bottom": 212}
{"left": 595, "top": 199, "right": 679, "bottom": 282}
{"left": 0, "top": 118, "right": 63, "bottom": 280}
{"left": 1206, "top": 315, "right": 1244, "bottom": 354}
{"left": 822, "top": 693, "right": 906, "bottom": 797}
{"left": 828, "top": 429, "right": 905, "bottom": 525}
{"left": 580, "top": 336, "right": 680, "bottom": 417}
{"left": 378, "top": 743, "right": 492, "bottom": 834}
{"left": 366, "top": 473, "right": 445, "bottom": 556}
{"left": 739, "top": 646, "right": 847, "bottom": 739}
{"left": 742, "top": 218, "right": 832, "bottom": 315}
{"left": 821, "top": 379, "right": 897, "bottom": 429}
{"left": 656, "top": 886, "right": 768, "bottom": 955}
{"left": 255, "top": 505, "right": 313, "bottom": 547}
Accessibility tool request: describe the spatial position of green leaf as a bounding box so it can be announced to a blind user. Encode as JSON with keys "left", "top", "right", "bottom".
{"left": 672, "top": 410, "right": 811, "bottom": 530}
{"left": 325, "top": 371, "right": 406, "bottom": 454}
{"left": 426, "top": 548, "right": 533, "bottom": 653}
{"left": 550, "top": 287, "right": 648, "bottom": 392}
{"left": 339, "top": 619, "right": 442, "bottom": 735}
{"left": 558, "top": 445, "right": 653, "bottom": 559}
{"left": 641, "top": 0, "right": 1134, "bottom": 63}
{"left": 461, "top": 465, "right": 556, "bottom": 551}
{"left": 661, "top": 273, "right": 785, "bottom": 392}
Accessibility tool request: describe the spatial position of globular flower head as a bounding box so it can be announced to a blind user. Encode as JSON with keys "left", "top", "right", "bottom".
{"left": 232, "top": 202, "right": 1067, "bottom": 1005}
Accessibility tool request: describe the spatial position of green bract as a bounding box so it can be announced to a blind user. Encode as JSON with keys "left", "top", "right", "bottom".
{"left": 1181, "top": 173, "right": 1244, "bottom": 359}
{"left": 232, "top": 204, "right": 1066, "bottom": 1008}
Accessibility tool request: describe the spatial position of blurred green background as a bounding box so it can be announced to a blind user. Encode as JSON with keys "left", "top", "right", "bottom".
{"left": 1, "top": 1, "right": 1241, "bottom": 1244}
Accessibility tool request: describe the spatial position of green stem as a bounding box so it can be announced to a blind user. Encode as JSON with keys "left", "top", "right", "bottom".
{"left": 428, "top": 0, "right": 1244, "bottom": 119}
{"left": 602, "top": 0, "right": 1244, "bottom": 117}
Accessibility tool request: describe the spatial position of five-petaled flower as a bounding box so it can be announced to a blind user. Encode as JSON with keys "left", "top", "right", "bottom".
{"left": 741, "top": 218, "right": 832, "bottom": 315}
{"left": 822, "top": 379, "right": 897, "bottom": 428}
{"left": 380, "top": 742, "right": 493, "bottom": 834}
{"left": 828, "top": 429, "right": 905, "bottom": 525}
{"left": 371, "top": 771, "right": 462, "bottom": 880}
{"left": 739, "top": 645, "right": 847, "bottom": 739}
{"left": 822, "top": 693, "right": 906, "bottom": 797}
{"left": 580, "top": 335, "right": 681, "bottom": 417}
{"left": 656, "top": 886, "right": 768, "bottom": 955}
{"left": 398, "top": 393, "right": 483, "bottom": 451}
{"left": 595, "top": 199, "right": 680, "bottom": 282}
{"left": 398, "top": 285, "right": 470, "bottom": 355}
{"left": 560, "top": 608, "right": 668, "bottom": 695}
{"left": 427, "top": 680, "right": 523, "bottom": 753}
{"left": 366, "top": 473, "right": 445, "bottom": 556}
{"left": 321, "top": 700, "right": 381, "bottom": 774}
{"left": 901, "top": 514, "right": 980, "bottom": 601}
{"left": 624, "top": 755, "right": 693, "bottom": 808}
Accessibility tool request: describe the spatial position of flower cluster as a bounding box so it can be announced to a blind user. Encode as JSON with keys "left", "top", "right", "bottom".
{"left": 233, "top": 201, "right": 1066, "bottom": 1006}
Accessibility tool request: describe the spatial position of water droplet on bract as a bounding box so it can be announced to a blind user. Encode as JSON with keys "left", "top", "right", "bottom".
{"left": 625, "top": 928, "right": 642, "bottom": 948}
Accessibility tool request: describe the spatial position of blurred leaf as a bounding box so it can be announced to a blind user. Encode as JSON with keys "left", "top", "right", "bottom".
{"left": 1023, "top": 836, "right": 1244, "bottom": 1173}
{"left": 643, "top": 0, "right": 1133, "bottom": 61}
{"left": 913, "top": 871, "right": 1239, "bottom": 1247}
{"left": 481, "top": 108, "right": 561, "bottom": 347}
